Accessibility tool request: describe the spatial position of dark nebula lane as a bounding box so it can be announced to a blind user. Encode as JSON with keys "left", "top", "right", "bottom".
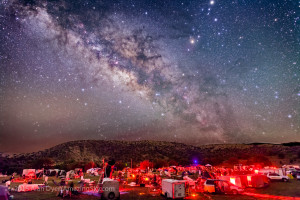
{"left": 0, "top": 0, "right": 299, "bottom": 152}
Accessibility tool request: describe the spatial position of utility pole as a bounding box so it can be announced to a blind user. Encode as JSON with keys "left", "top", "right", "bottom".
{"left": 131, "top": 158, "right": 133, "bottom": 173}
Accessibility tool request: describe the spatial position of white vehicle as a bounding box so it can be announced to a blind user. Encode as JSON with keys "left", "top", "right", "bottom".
{"left": 204, "top": 179, "right": 244, "bottom": 194}
{"left": 296, "top": 172, "right": 300, "bottom": 180}
{"left": 259, "top": 168, "right": 288, "bottom": 180}
{"left": 161, "top": 179, "right": 186, "bottom": 199}
{"left": 267, "top": 173, "right": 289, "bottom": 182}
{"left": 100, "top": 178, "right": 120, "bottom": 200}
{"left": 0, "top": 185, "right": 13, "bottom": 200}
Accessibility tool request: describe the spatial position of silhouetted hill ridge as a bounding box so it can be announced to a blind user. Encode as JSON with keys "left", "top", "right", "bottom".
{"left": 1, "top": 140, "right": 299, "bottom": 171}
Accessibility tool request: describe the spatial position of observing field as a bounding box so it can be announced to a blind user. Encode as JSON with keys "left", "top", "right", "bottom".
{"left": 1, "top": 176, "right": 299, "bottom": 200}
{"left": 1, "top": 1, "right": 299, "bottom": 200}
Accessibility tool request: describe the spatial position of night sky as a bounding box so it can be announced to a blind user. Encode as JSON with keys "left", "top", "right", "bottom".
{"left": 0, "top": 0, "right": 299, "bottom": 153}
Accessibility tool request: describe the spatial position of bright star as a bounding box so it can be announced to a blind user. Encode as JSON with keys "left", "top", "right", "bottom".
{"left": 190, "top": 38, "right": 195, "bottom": 44}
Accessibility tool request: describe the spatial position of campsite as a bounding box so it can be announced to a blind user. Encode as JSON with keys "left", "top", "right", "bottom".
{"left": 1, "top": 0, "right": 299, "bottom": 199}
{"left": 1, "top": 161, "right": 300, "bottom": 200}
{"left": 1, "top": 141, "right": 300, "bottom": 199}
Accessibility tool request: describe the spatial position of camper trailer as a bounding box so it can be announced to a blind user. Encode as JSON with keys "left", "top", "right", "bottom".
{"left": 22, "top": 169, "right": 36, "bottom": 178}
{"left": 100, "top": 178, "right": 120, "bottom": 200}
{"left": 161, "top": 179, "right": 186, "bottom": 199}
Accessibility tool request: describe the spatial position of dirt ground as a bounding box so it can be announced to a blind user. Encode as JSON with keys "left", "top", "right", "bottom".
{"left": 1, "top": 176, "right": 299, "bottom": 200}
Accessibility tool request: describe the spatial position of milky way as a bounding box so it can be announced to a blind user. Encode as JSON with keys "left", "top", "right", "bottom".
{"left": 0, "top": 0, "right": 299, "bottom": 152}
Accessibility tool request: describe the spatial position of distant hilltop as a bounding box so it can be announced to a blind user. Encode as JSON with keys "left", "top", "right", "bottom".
{"left": 0, "top": 140, "right": 299, "bottom": 173}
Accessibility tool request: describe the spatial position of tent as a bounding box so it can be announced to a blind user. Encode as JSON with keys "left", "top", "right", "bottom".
{"left": 205, "top": 164, "right": 213, "bottom": 170}
{"left": 240, "top": 175, "right": 269, "bottom": 188}
{"left": 0, "top": 185, "right": 11, "bottom": 200}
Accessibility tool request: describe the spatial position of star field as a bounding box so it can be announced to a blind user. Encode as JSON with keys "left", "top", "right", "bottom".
{"left": 0, "top": 0, "right": 299, "bottom": 152}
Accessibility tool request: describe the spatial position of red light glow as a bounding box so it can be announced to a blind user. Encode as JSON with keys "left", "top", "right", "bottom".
{"left": 247, "top": 176, "right": 251, "bottom": 181}
{"left": 243, "top": 192, "right": 299, "bottom": 200}
{"left": 230, "top": 177, "right": 236, "bottom": 185}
